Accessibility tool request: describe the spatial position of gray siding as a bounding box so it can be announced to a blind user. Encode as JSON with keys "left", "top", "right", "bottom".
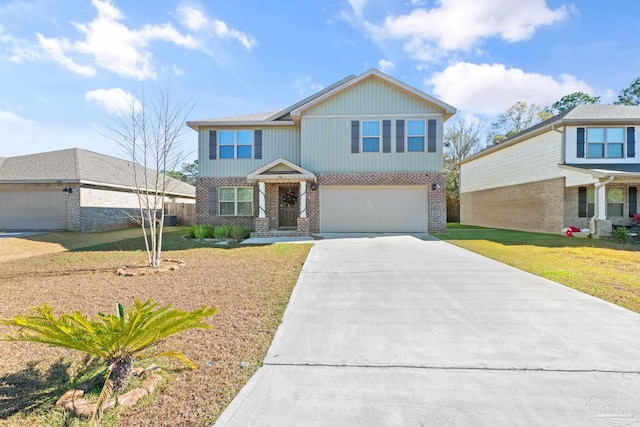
{"left": 199, "top": 126, "right": 300, "bottom": 177}
{"left": 304, "top": 77, "right": 443, "bottom": 116}
{"left": 301, "top": 117, "right": 443, "bottom": 173}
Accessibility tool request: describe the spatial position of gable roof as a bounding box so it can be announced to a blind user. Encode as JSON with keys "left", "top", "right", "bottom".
{"left": 247, "top": 158, "right": 316, "bottom": 182}
{"left": 0, "top": 148, "right": 195, "bottom": 197}
{"left": 460, "top": 104, "right": 640, "bottom": 165}
{"left": 289, "top": 69, "right": 456, "bottom": 121}
{"left": 186, "top": 69, "right": 456, "bottom": 130}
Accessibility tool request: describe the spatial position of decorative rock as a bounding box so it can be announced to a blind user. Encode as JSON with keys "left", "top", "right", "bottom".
{"left": 239, "top": 361, "right": 251, "bottom": 369}
{"left": 133, "top": 367, "right": 145, "bottom": 376}
{"left": 140, "top": 363, "right": 159, "bottom": 376}
{"left": 56, "top": 389, "right": 84, "bottom": 407}
{"left": 142, "top": 373, "right": 162, "bottom": 393}
{"left": 118, "top": 388, "right": 148, "bottom": 407}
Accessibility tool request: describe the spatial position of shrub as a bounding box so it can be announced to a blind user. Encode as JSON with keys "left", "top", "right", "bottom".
{"left": 1, "top": 300, "right": 217, "bottom": 426}
{"left": 213, "top": 225, "right": 231, "bottom": 239}
{"left": 612, "top": 226, "right": 630, "bottom": 244}
{"left": 229, "top": 225, "right": 250, "bottom": 240}
{"left": 189, "top": 224, "right": 209, "bottom": 241}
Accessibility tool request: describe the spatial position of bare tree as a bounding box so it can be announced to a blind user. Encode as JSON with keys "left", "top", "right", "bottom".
{"left": 487, "top": 101, "right": 552, "bottom": 145}
{"left": 104, "top": 89, "right": 194, "bottom": 267}
{"left": 444, "top": 114, "right": 484, "bottom": 206}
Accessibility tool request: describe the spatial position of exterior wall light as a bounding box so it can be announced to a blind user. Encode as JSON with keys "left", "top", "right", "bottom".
{"left": 431, "top": 183, "right": 440, "bottom": 191}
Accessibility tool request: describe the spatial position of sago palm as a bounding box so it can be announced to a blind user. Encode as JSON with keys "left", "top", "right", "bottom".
{"left": 1, "top": 299, "right": 218, "bottom": 427}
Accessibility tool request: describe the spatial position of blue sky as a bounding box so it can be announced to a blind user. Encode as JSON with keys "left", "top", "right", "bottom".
{"left": 1, "top": 0, "right": 639, "bottom": 161}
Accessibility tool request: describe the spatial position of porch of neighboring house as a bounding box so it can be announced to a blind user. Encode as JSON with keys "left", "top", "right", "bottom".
{"left": 569, "top": 175, "right": 640, "bottom": 238}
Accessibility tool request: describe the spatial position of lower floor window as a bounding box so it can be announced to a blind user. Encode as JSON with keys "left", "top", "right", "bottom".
{"left": 219, "top": 187, "right": 253, "bottom": 216}
{"left": 607, "top": 188, "right": 624, "bottom": 217}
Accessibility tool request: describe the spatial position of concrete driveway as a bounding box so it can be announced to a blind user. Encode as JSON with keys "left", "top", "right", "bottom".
{"left": 215, "top": 235, "right": 640, "bottom": 426}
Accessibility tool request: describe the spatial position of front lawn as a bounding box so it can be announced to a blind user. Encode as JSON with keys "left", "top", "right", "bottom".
{"left": 435, "top": 224, "right": 640, "bottom": 313}
{"left": 0, "top": 229, "right": 311, "bottom": 426}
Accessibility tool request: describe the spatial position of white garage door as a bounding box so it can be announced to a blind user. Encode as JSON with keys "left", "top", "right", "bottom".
{"left": 320, "top": 186, "right": 427, "bottom": 232}
{"left": 0, "top": 190, "right": 66, "bottom": 230}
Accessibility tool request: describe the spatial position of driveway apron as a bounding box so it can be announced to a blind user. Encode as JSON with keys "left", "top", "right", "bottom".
{"left": 214, "top": 235, "right": 640, "bottom": 426}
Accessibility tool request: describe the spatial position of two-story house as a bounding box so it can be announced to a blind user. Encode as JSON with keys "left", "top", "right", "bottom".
{"left": 187, "top": 69, "right": 456, "bottom": 236}
{"left": 459, "top": 104, "right": 640, "bottom": 237}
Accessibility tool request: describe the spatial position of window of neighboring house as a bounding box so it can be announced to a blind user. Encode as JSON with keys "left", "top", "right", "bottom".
{"left": 362, "top": 121, "right": 380, "bottom": 152}
{"left": 219, "top": 130, "right": 253, "bottom": 159}
{"left": 219, "top": 187, "right": 253, "bottom": 216}
{"left": 607, "top": 188, "right": 624, "bottom": 217}
{"left": 587, "top": 127, "right": 624, "bottom": 159}
{"left": 586, "top": 187, "right": 595, "bottom": 217}
{"left": 407, "top": 120, "right": 425, "bottom": 152}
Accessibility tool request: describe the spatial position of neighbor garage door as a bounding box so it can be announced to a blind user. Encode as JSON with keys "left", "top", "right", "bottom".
{"left": 320, "top": 186, "right": 427, "bottom": 232}
{"left": 0, "top": 190, "right": 66, "bottom": 230}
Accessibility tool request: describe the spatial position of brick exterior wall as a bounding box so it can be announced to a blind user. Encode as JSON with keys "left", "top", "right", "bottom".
{"left": 460, "top": 177, "right": 565, "bottom": 234}
{"left": 198, "top": 172, "right": 447, "bottom": 234}
{"left": 565, "top": 184, "right": 639, "bottom": 230}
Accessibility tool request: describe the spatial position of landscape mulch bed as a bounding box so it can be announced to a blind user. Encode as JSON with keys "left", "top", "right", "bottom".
{"left": 0, "top": 237, "right": 311, "bottom": 427}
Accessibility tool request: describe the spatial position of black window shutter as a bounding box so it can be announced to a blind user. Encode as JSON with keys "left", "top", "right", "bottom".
{"left": 629, "top": 187, "right": 637, "bottom": 217}
{"left": 208, "top": 187, "right": 217, "bottom": 215}
{"left": 382, "top": 120, "right": 391, "bottom": 153}
{"left": 627, "top": 127, "right": 636, "bottom": 158}
{"left": 254, "top": 130, "right": 262, "bottom": 159}
{"left": 576, "top": 127, "right": 585, "bottom": 158}
{"left": 209, "top": 130, "right": 217, "bottom": 160}
{"left": 351, "top": 121, "right": 359, "bottom": 153}
{"left": 396, "top": 120, "right": 405, "bottom": 153}
{"left": 427, "top": 119, "right": 437, "bottom": 153}
{"left": 578, "top": 187, "right": 587, "bottom": 217}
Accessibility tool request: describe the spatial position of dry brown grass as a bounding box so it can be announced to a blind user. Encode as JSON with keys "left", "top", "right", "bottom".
{"left": 0, "top": 230, "right": 311, "bottom": 426}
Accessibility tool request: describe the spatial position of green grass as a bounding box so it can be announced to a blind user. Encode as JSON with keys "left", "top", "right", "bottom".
{"left": 435, "top": 224, "right": 640, "bottom": 312}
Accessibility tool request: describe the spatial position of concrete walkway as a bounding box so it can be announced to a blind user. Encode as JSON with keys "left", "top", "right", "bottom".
{"left": 215, "top": 235, "right": 640, "bottom": 426}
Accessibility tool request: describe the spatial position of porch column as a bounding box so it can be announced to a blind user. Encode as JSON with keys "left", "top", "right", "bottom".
{"left": 258, "top": 181, "right": 266, "bottom": 218}
{"left": 594, "top": 182, "right": 607, "bottom": 220}
{"left": 299, "top": 181, "right": 307, "bottom": 219}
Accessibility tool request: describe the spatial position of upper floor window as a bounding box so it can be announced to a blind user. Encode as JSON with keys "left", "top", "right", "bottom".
{"left": 587, "top": 127, "right": 624, "bottom": 159}
{"left": 407, "top": 120, "right": 425, "bottom": 152}
{"left": 362, "top": 121, "right": 380, "bottom": 152}
{"left": 219, "top": 130, "right": 253, "bottom": 159}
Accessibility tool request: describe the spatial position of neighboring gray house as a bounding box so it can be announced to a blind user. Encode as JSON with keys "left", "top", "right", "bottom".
{"left": 0, "top": 148, "right": 195, "bottom": 232}
{"left": 459, "top": 104, "right": 640, "bottom": 237}
{"left": 188, "top": 69, "right": 456, "bottom": 236}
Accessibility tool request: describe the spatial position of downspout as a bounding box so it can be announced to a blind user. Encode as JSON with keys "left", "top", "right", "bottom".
{"left": 590, "top": 175, "right": 615, "bottom": 233}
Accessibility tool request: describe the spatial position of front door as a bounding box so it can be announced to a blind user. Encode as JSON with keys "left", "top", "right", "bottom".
{"left": 279, "top": 187, "right": 298, "bottom": 228}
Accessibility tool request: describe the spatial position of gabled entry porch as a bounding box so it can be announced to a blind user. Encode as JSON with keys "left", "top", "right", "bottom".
{"left": 247, "top": 158, "right": 317, "bottom": 237}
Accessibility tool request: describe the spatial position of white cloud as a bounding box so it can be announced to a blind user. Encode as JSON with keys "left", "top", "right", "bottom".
{"left": 428, "top": 62, "right": 594, "bottom": 115}
{"left": 176, "top": 5, "right": 256, "bottom": 49}
{"left": 348, "top": 0, "right": 368, "bottom": 17}
{"left": 377, "top": 59, "right": 395, "bottom": 73}
{"left": 0, "top": 110, "right": 33, "bottom": 125}
{"left": 292, "top": 75, "right": 324, "bottom": 96}
{"left": 6, "top": 0, "right": 201, "bottom": 80}
{"left": 85, "top": 88, "right": 139, "bottom": 114}
{"left": 364, "top": 0, "right": 570, "bottom": 62}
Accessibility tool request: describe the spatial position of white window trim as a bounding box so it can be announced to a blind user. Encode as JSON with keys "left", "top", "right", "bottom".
{"left": 219, "top": 130, "right": 253, "bottom": 159}
{"left": 361, "top": 120, "right": 381, "bottom": 153}
{"left": 219, "top": 186, "right": 254, "bottom": 216}
{"left": 406, "top": 119, "right": 426, "bottom": 153}
{"left": 586, "top": 127, "right": 625, "bottom": 159}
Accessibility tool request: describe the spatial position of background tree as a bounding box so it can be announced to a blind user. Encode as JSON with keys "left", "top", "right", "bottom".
{"left": 444, "top": 114, "right": 484, "bottom": 221}
{"left": 105, "top": 89, "right": 194, "bottom": 267}
{"left": 164, "top": 160, "right": 197, "bottom": 185}
{"left": 548, "top": 92, "right": 600, "bottom": 115}
{"left": 487, "top": 101, "right": 552, "bottom": 145}
{"left": 615, "top": 77, "right": 640, "bottom": 105}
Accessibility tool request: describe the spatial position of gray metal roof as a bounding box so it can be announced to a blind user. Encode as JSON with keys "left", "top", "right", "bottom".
{"left": 0, "top": 148, "right": 195, "bottom": 196}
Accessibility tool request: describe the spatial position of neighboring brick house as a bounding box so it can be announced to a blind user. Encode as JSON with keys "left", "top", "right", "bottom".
{"left": 459, "top": 105, "right": 640, "bottom": 237}
{"left": 0, "top": 148, "right": 195, "bottom": 232}
{"left": 188, "top": 69, "right": 456, "bottom": 236}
